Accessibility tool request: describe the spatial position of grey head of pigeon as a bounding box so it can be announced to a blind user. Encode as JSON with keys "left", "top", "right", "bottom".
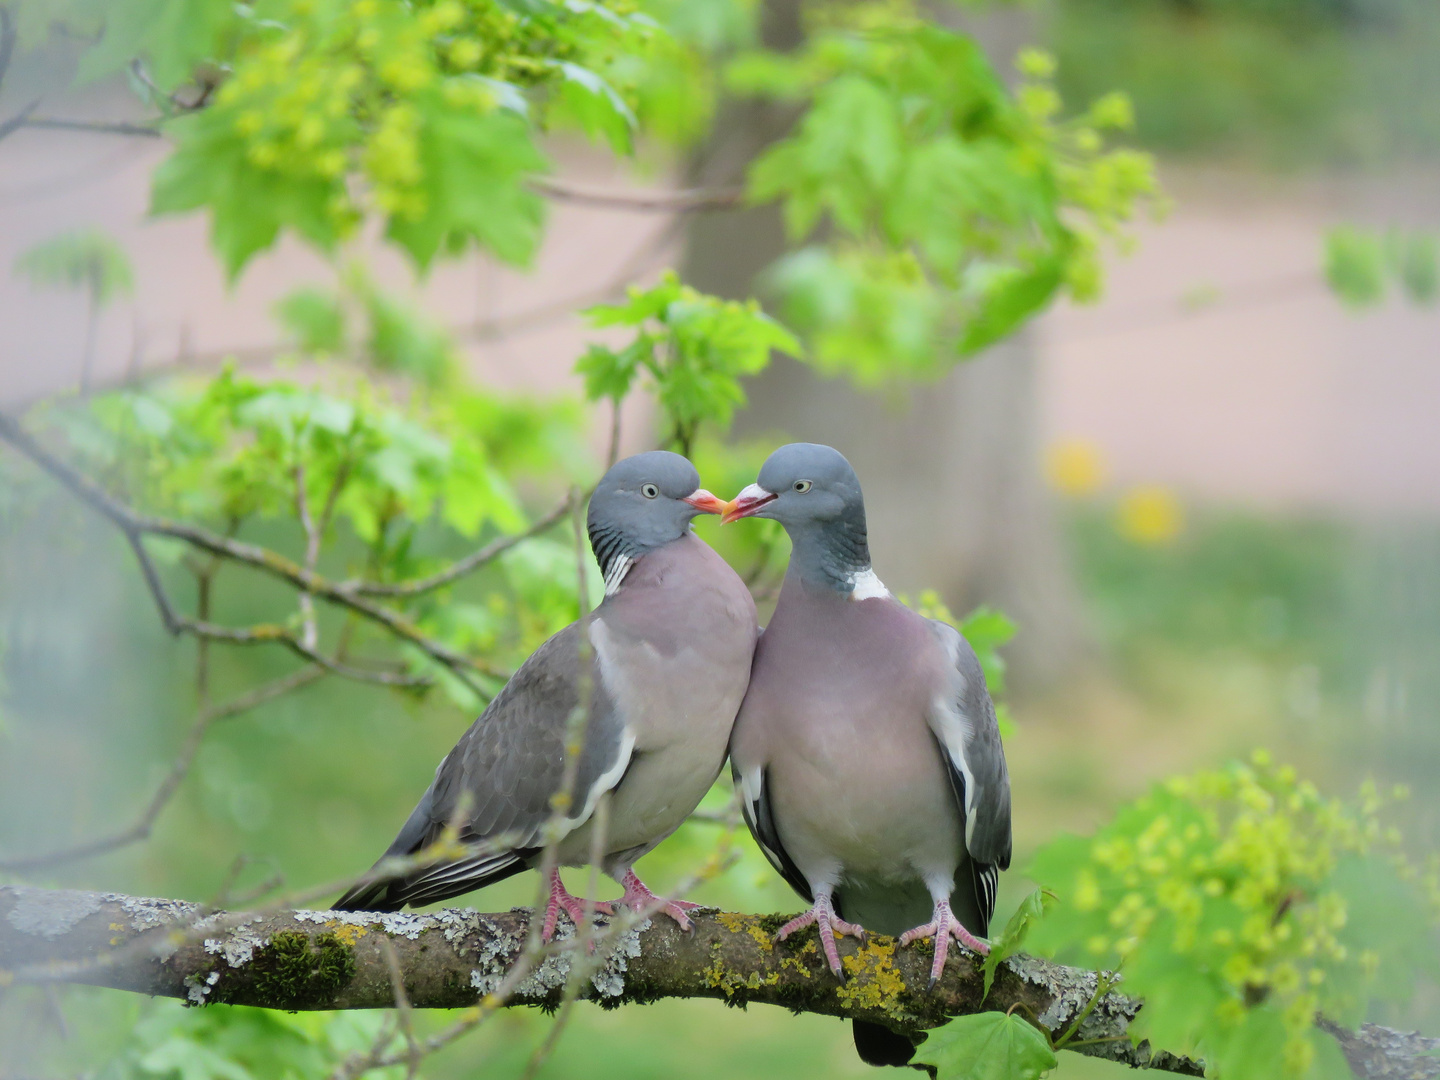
{"left": 721, "top": 442, "right": 874, "bottom": 595}
{"left": 587, "top": 450, "right": 728, "bottom": 594}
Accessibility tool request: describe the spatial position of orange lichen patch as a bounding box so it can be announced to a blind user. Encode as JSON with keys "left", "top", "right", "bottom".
{"left": 835, "top": 938, "right": 907, "bottom": 1017}
{"left": 716, "top": 910, "right": 773, "bottom": 949}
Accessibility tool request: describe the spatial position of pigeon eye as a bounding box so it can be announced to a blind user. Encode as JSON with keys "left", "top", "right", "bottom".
{"left": 793, "top": 480, "right": 813, "bottom": 493}
{"left": 641, "top": 483, "right": 659, "bottom": 499}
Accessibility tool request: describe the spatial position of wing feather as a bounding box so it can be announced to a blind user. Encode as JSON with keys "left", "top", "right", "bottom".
{"left": 334, "top": 618, "right": 633, "bottom": 911}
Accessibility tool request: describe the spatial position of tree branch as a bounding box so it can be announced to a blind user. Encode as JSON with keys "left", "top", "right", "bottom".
{"left": 0, "top": 668, "right": 323, "bottom": 874}
{"left": 0, "top": 412, "right": 501, "bottom": 694}
{"left": 346, "top": 493, "right": 574, "bottom": 598}
{"left": 526, "top": 176, "right": 743, "bottom": 212}
{"left": 2, "top": 888, "right": 1432, "bottom": 1079}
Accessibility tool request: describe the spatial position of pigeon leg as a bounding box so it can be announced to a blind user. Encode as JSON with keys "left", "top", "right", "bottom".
{"left": 774, "top": 890, "right": 866, "bottom": 978}
{"left": 899, "top": 897, "right": 989, "bottom": 989}
{"left": 540, "top": 868, "right": 612, "bottom": 943}
{"left": 614, "top": 868, "right": 703, "bottom": 931}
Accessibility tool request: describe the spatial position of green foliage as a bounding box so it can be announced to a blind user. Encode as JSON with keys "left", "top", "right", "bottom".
{"left": 981, "top": 888, "right": 1055, "bottom": 999}
{"left": 1325, "top": 226, "right": 1439, "bottom": 308}
{"left": 914, "top": 1010, "right": 1058, "bottom": 1080}
{"left": 732, "top": 14, "right": 1156, "bottom": 379}
{"left": 577, "top": 271, "right": 801, "bottom": 451}
{"left": 97, "top": 1002, "right": 402, "bottom": 1080}
{"left": 1027, "top": 754, "right": 1440, "bottom": 1079}
{"left": 13, "top": 229, "right": 135, "bottom": 307}
{"left": 51, "top": 0, "right": 664, "bottom": 275}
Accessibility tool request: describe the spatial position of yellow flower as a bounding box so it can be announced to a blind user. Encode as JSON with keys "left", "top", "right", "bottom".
{"left": 1044, "top": 438, "right": 1106, "bottom": 496}
{"left": 1116, "top": 485, "right": 1183, "bottom": 545}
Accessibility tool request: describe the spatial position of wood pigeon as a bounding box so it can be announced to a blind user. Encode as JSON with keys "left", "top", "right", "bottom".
{"left": 722, "top": 443, "right": 1012, "bottom": 1069}
{"left": 335, "top": 451, "right": 758, "bottom": 938}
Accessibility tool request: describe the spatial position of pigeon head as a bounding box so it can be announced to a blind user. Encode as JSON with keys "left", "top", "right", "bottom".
{"left": 722, "top": 443, "right": 873, "bottom": 594}
{"left": 587, "top": 451, "right": 726, "bottom": 590}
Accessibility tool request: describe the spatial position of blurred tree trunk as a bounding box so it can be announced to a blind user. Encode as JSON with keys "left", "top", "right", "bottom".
{"left": 681, "top": 4, "right": 1088, "bottom": 687}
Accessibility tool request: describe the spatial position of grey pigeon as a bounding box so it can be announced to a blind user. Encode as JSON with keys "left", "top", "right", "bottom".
{"left": 335, "top": 452, "right": 758, "bottom": 937}
{"left": 723, "top": 443, "right": 1011, "bottom": 1069}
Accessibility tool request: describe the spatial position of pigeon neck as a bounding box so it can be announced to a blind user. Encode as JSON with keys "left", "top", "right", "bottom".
{"left": 784, "top": 516, "right": 875, "bottom": 597}
{"left": 588, "top": 521, "right": 687, "bottom": 597}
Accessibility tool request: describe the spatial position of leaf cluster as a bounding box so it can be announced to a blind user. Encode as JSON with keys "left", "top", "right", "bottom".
{"left": 728, "top": 10, "right": 1158, "bottom": 379}
{"left": 1325, "top": 226, "right": 1439, "bottom": 309}
{"left": 29, "top": 0, "right": 670, "bottom": 277}
{"left": 13, "top": 228, "right": 136, "bottom": 308}
{"left": 1027, "top": 752, "right": 1440, "bottom": 1080}
{"left": 576, "top": 270, "right": 800, "bottom": 452}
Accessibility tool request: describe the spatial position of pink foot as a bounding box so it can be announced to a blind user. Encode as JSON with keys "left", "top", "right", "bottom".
{"left": 539, "top": 869, "right": 609, "bottom": 943}
{"left": 774, "top": 893, "right": 866, "bottom": 978}
{"left": 615, "top": 869, "right": 703, "bottom": 931}
{"left": 899, "top": 898, "right": 988, "bottom": 989}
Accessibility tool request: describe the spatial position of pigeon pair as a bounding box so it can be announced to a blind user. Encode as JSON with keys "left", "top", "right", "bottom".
{"left": 335, "top": 445, "right": 1012, "bottom": 1070}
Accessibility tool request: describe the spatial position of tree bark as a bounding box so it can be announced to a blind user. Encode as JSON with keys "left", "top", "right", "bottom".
{"left": 4, "top": 886, "right": 1436, "bottom": 1080}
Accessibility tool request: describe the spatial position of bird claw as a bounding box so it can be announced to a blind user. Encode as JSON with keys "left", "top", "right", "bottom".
{"left": 616, "top": 869, "right": 701, "bottom": 932}
{"left": 774, "top": 896, "right": 865, "bottom": 979}
{"left": 900, "top": 899, "right": 988, "bottom": 988}
{"left": 539, "top": 870, "right": 609, "bottom": 946}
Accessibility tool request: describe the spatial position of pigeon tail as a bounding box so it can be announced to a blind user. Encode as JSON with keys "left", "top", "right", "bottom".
{"left": 852, "top": 1021, "right": 934, "bottom": 1074}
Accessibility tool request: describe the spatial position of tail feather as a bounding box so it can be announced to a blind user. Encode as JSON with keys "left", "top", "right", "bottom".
{"left": 852, "top": 1021, "right": 934, "bottom": 1075}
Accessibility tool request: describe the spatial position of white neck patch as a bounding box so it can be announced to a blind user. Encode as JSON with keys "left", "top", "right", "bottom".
{"left": 603, "top": 553, "right": 634, "bottom": 597}
{"left": 848, "top": 567, "right": 890, "bottom": 600}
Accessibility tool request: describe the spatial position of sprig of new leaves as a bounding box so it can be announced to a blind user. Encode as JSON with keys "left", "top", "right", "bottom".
{"left": 576, "top": 271, "right": 801, "bottom": 454}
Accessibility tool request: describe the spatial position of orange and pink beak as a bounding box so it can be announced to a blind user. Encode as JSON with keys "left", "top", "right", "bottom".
{"left": 720, "top": 483, "right": 778, "bottom": 525}
{"left": 683, "top": 489, "right": 730, "bottom": 516}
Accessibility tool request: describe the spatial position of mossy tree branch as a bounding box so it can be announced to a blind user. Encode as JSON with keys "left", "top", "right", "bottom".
{"left": 5, "top": 887, "right": 1432, "bottom": 1079}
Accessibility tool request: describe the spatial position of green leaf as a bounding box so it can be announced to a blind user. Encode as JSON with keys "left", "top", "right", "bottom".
{"left": 982, "top": 889, "right": 1054, "bottom": 999}
{"left": 552, "top": 61, "right": 638, "bottom": 154}
{"left": 914, "top": 1011, "right": 1057, "bottom": 1080}
{"left": 960, "top": 256, "right": 1067, "bottom": 355}
{"left": 151, "top": 112, "right": 346, "bottom": 280}
{"left": 13, "top": 228, "right": 134, "bottom": 306}
{"left": 958, "top": 605, "right": 1018, "bottom": 696}
{"left": 384, "top": 98, "right": 548, "bottom": 271}
{"left": 1397, "top": 232, "right": 1439, "bottom": 305}
{"left": 1324, "top": 227, "right": 1387, "bottom": 308}
{"left": 274, "top": 288, "right": 346, "bottom": 355}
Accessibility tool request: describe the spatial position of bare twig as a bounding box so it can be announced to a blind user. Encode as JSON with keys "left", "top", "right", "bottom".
{"left": 0, "top": 97, "right": 39, "bottom": 143}
{"left": 0, "top": 5, "right": 16, "bottom": 97}
{"left": 347, "top": 493, "right": 574, "bottom": 598}
{"left": 17, "top": 116, "right": 163, "bottom": 137}
{"left": 380, "top": 939, "right": 422, "bottom": 1080}
{"left": 0, "top": 667, "right": 323, "bottom": 873}
{"left": 527, "top": 176, "right": 743, "bottom": 212}
{"left": 294, "top": 465, "right": 320, "bottom": 650}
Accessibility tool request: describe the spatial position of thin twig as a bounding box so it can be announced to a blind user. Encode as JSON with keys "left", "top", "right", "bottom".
{"left": 347, "top": 494, "right": 574, "bottom": 598}
{"left": 380, "top": 938, "right": 422, "bottom": 1080}
{"left": 294, "top": 464, "right": 320, "bottom": 650}
{"left": 0, "top": 97, "right": 39, "bottom": 143}
{"left": 18, "top": 116, "right": 163, "bottom": 137}
{"left": 0, "top": 412, "right": 499, "bottom": 692}
{"left": 527, "top": 176, "right": 743, "bottom": 212}
{"left": 0, "top": 667, "right": 323, "bottom": 873}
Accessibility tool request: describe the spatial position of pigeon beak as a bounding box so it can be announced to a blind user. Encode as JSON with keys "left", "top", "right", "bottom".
{"left": 683, "top": 489, "right": 728, "bottom": 516}
{"left": 721, "top": 484, "right": 778, "bottom": 525}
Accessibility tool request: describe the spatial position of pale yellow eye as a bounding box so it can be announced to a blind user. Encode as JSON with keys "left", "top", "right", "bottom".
{"left": 641, "top": 483, "right": 659, "bottom": 499}
{"left": 793, "top": 480, "right": 812, "bottom": 493}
